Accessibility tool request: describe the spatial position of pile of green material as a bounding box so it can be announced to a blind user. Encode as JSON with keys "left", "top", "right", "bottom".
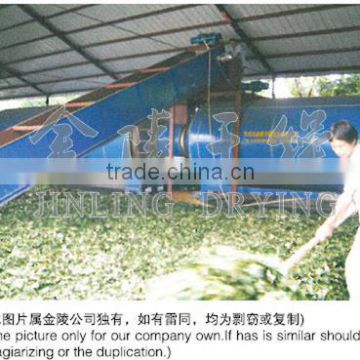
{"left": 146, "top": 245, "right": 303, "bottom": 300}
{"left": 0, "top": 187, "right": 357, "bottom": 300}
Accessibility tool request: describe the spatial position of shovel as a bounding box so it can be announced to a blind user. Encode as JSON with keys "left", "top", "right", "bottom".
{"left": 280, "top": 236, "right": 323, "bottom": 275}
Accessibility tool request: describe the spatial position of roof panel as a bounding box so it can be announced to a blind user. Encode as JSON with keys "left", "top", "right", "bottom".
{"left": 153, "top": 25, "right": 236, "bottom": 48}
{"left": 256, "top": 32, "right": 360, "bottom": 55}
{"left": 105, "top": 53, "right": 182, "bottom": 73}
{"left": 0, "top": 38, "right": 73, "bottom": 67}
{"left": 226, "top": 4, "right": 315, "bottom": 18}
{"left": 239, "top": 6, "right": 360, "bottom": 38}
{"left": 0, "top": 86, "right": 41, "bottom": 99}
{"left": 86, "top": 38, "right": 171, "bottom": 60}
{"left": 244, "top": 59, "right": 268, "bottom": 76}
{"left": 67, "top": 25, "right": 131, "bottom": 46}
{"left": 67, "top": 5, "right": 222, "bottom": 47}
{"left": 270, "top": 51, "right": 360, "bottom": 73}
{"left": 0, "top": 77, "right": 26, "bottom": 89}
{"left": 118, "top": 5, "right": 222, "bottom": 34}
{"left": 0, "top": 4, "right": 360, "bottom": 99}
{"left": 12, "top": 52, "right": 86, "bottom": 74}
{"left": 29, "top": 4, "right": 84, "bottom": 17}
{"left": 75, "top": 4, "right": 179, "bottom": 22}
{"left": 86, "top": 23, "right": 235, "bottom": 60}
{"left": 22, "top": 64, "right": 103, "bottom": 84}
{"left": 39, "top": 75, "right": 113, "bottom": 94}
{"left": 0, "top": 5, "right": 32, "bottom": 31}
{"left": 48, "top": 12, "right": 100, "bottom": 32}
{"left": 0, "top": 22, "right": 52, "bottom": 49}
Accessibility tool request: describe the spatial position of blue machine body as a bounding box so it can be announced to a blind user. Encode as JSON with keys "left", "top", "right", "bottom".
{"left": 2, "top": 42, "right": 360, "bottom": 204}
{"left": 185, "top": 96, "right": 360, "bottom": 196}
{"left": 137, "top": 124, "right": 184, "bottom": 158}
{"left": 0, "top": 107, "right": 55, "bottom": 132}
{"left": 0, "top": 46, "right": 224, "bottom": 206}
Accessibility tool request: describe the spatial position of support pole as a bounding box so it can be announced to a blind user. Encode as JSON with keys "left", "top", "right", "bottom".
{"left": 272, "top": 75, "right": 276, "bottom": 99}
{"left": 167, "top": 106, "right": 175, "bottom": 197}
{"left": 231, "top": 90, "right": 242, "bottom": 202}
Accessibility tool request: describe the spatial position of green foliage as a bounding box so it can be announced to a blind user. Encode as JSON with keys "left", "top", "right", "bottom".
{"left": 318, "top": 75, "right": 360, "bottom": 97}
{"left": 289, "top": 74, "right": 360, "bottom": 98}
{"left": 146, "top": 246, "right": 304, "bottom": 300}
{"left": 0, "top": 186, "right": 357, "bottom": 300}
{"left": 290, "top": 78, "right": 318, "bottom": 98}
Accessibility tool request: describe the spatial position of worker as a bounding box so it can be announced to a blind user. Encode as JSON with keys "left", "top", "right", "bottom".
{"left": 221, "top": 38, "right": 246, "bottom": 88}
{"left": 315, "top": 120, "right": 360, "bottom": 300}
{"left": 225, "top": 38, "right": 246, "bottom": 67}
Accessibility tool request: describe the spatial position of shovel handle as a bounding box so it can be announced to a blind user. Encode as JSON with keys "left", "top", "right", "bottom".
{"left": 282, "top": 237, "right": 321, "bottom": 274}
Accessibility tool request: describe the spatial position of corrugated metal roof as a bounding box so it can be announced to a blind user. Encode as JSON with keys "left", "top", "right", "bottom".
{"left": 258, "top": 32, "right": 360, "bottom": 55}
{"left": 238, "top": 6, "right": 360, "bottom": 38}
{"left": 0, "top": 22, "right": 52, "bottom": 49}
{"left": 225, "top": 4, "right": 315, "bottom": 18}
{"left": 13, "top": 52, "right": 87, "bottom": 74}
{"left": 0, "top": 38, "right": 71, "bottom": 64}
{"left": 30, "top": 4, "right": 87, "bottom": 17}
{"left": 105, "top": 53, "right": 182, "bottom": 73}
{"left": 0, "top": 87, "right": 40, "bottom": 99}
{"left": 0, "top": 77, "right": 25, "bottom": 88}
{"left": 23, "top": 64, "right": 103, "bottom": 84}
{"left": 0, "top": 4, "right": 360, "bottom": 99}
{"left": 77, "top": 4, "right": 179, "bottom": 23}
{"left": 38, "top": 75, "right": 114, "bottom": 94}
{"left": 0, "top": 5, "right": 31, "bottom": 30}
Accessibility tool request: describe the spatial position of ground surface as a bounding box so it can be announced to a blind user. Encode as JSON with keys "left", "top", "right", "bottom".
{"left": 0, "top": 187, "right": 357, "bottom": 300}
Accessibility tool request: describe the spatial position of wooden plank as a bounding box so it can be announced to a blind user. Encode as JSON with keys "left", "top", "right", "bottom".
{"left": 66, "top": 101, "right": 95, "bottom": 108}
{"left": 0, "top": 107, "right": 61, "bottom": 148}
{"left": 12, "top": 125, "right": 43, "bottom": 132}
{"left": 140, "top": 67, "right": 171, "bottom": 74}
{"left": 105, "top": 82, "right": 138, "bottom": 89}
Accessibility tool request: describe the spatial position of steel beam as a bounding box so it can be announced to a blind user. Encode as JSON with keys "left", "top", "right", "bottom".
{"left": 265, "top": 46, "right": 360, "bottom": 59}
{"left": 253, "top": 25, "right": 360, "bottom": 42}
{"left": 247, "top": 64, "right": 360, "bottom": 77}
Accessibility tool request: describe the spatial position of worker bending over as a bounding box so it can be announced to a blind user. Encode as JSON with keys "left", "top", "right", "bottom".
{"left": 315, "top": 120, "right": 360, "bottom": 300}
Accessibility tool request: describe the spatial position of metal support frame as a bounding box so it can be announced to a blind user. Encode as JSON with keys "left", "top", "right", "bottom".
{"left": 231, "top": 89, "right": 242, "bottom": 201}
{"left": 19, "top": 5, "right": 119, "bottom": 80}
{"left": 167, "top": 105, "right": 175, "bottom": 196}
{"left": 272, "top": 75, "right": 276, "bottom": 99}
